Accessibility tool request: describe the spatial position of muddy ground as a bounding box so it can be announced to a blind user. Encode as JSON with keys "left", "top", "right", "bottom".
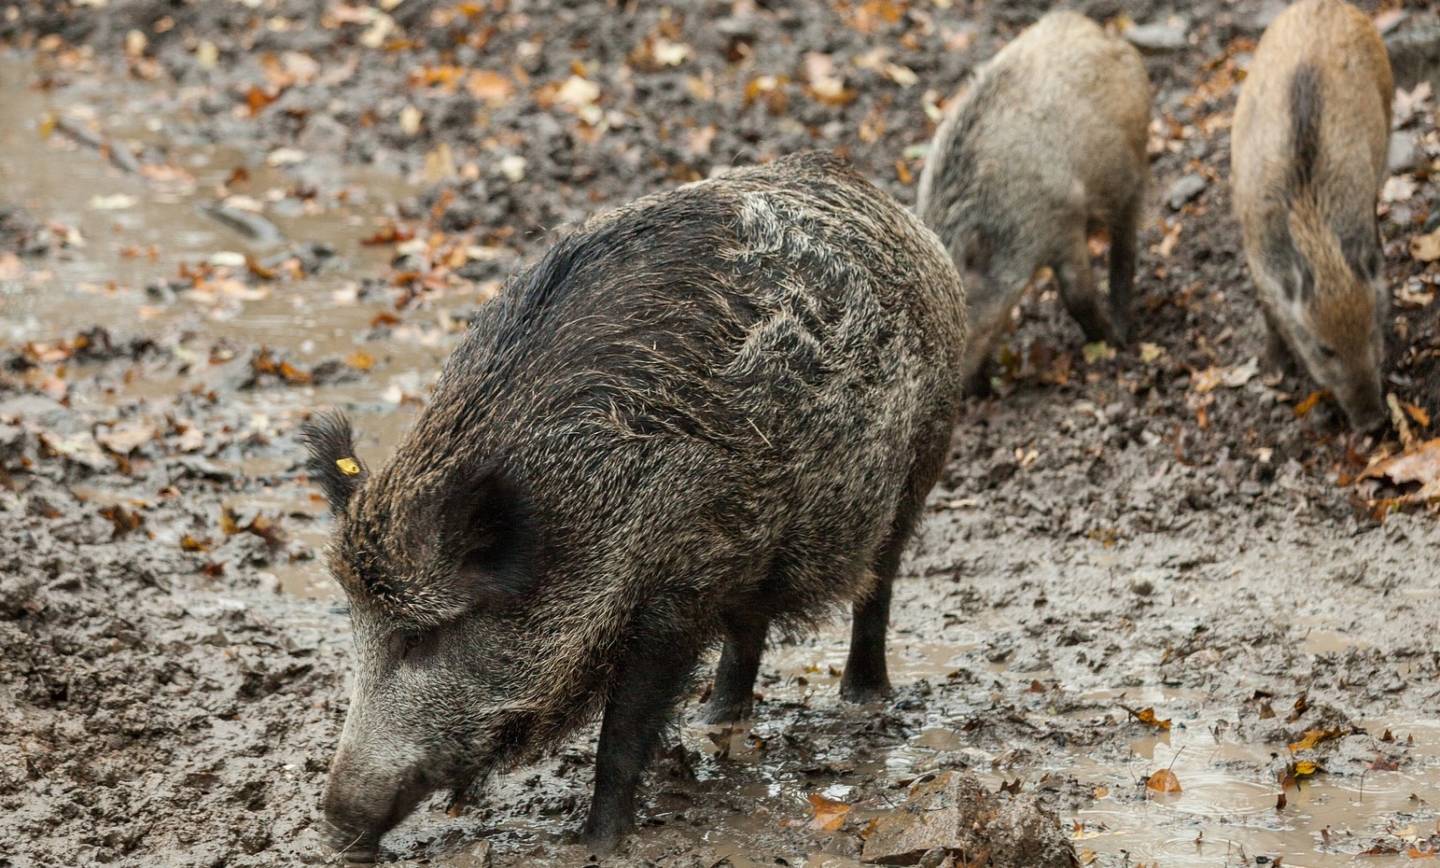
{"left": 3, "top": 0, "right": 1440, "bottom": 866}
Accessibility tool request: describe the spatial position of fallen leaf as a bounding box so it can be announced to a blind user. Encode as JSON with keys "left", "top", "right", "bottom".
{"left": 99, "top": 505, "right": 144, "bottom": 539}
{"left": 555, "top": 75, "right": 600, "bottom": 109}
{"left": 1384, "top": 175, "right": 1418, "bottom": 204}
{"left": 744, "top": 75, "right": 790, "bottom": 114}
{"left": 1294, "top": 390, "right": 1328, "bottom": 417}
{"left": 1139, "top": 342, "right": 1165, "bottom": 363}
{"left": 97, "top": 422, "right": 157, "bottom": 455}
{"left": 1288, "top": 727, "right": 1343, "bottom": 753}
{"left": 1192, "top": 357, "right": 1259, "bottom": 393}
{"left": 1146, "top": 769, "right": 1182, "bottom": 793}
{"left": 1359, "top": 439, "right": 1440, "bottom": 505}
{"left": 336, "top": 457, "right": 361, "bottom": 476}
{"left": 1083, "top": 341, "right": 1116, "bottom": 364}
{"left": 807, "top": 793, "right": 851, "bottom": 832}
{"left": 245, "top": 85, "right": 279, "bottom": 115}
{"left": 180, "top": 534, "right": 211, "bottom": 552}
{"left": 423, "top": 142, "right": 457, "bottom": 182}
{"left": 0, "top": 253, "right": 25, "bottom": 280}
{"left": 1294, "top": 760, "right": 1320, "bottom": 777}
{"left": 466, "top": 70, "right": 514, "bottom": 105}
{"left": 1411, "top": 228, "right": 1440, "bottom": 263}
{"left": 1123, "top": 711, "right": 1169, "bottom": 731}
{"left": 89, "top": 193, "right": 136, "bottom": 210}
{"left": 346, "top": 351, "right": 375, "bottom": 371}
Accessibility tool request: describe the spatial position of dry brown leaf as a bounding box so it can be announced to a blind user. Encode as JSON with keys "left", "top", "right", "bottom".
{"left": 1146, "top": 769, "right": 1182, "bottom": 793}
{"left": 807, "top": 793, "right": 851, "bottom": 832}
{"left": 1192, "top": 358, "right": 1258, "bottom": 393}
{"left": 1359, "top": 439, "right": 1440, "bottom": 505}
{"left": 346, "top": 351, "right": 376, "bottom": 371}
{"left": 467, "top": 70, "right": 514, "bottom": 105}
{"left": 1411, "top": 228, "right": 1440, "bottom": 263}
{"left": 1132, "top": 707, "right": 1172, "bottom": 731}
{"left": 1288, "top": 727, "right": 1342, "bottom": 753}
{"left": 1294, "top": 390, "right": 1328, "bottom": 417}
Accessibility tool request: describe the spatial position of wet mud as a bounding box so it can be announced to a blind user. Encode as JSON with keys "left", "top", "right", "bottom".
{"left": 2, "top": 1, "right": 1440, "bottom": 866}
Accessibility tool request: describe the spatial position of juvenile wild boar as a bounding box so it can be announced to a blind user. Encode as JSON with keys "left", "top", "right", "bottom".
{"left": 303, "top": 152, "right": 968, "bottom": 860}
{"left": 1231, "top": 0, "right": 1393, "bottom": 431}
{"left": 917, "top": 10, "right": 1151, "bottom": 391}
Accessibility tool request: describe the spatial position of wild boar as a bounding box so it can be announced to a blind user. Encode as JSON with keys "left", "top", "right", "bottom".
{"left": 302, "top": 151, "right": 968, "bottom": 860}
{"left": 1231, "top": 0, "right": 1393, "bottom": 431}
{"left": 917, "top": 9, "right": 1151, "bottom": 392}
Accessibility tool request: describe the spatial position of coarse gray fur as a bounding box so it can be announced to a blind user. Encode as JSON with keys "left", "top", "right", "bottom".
{"left": 303, "top": 151, "right": 968, "bottom": 857}
{"left": 916, "top": 9, "right": 1150, "bottom": 391}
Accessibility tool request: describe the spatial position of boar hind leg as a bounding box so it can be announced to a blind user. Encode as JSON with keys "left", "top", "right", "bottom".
{"left": 1056, "top": 235, "right": 1117, "bottom": 346}
{"left": 1106, "top": 198, "right": 1140, "bottom": 343}
{"left": 702, "top": 615, "right": 769, "bottom": 724}
{"left": 583, "top": 645, "right": 698, "bottom": 855}
{"left": 841, "top": 421, "right": 952, "bottom": 703}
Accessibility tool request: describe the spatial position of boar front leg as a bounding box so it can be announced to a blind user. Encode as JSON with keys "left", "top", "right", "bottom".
{"left": 1261, "top": 306, "right": 1298, "bottom": 376}
{"left": 1106, "top": 196, "right": 1140, "bottom": 344}
{"left": 1056, "top": 234, "right": 1119, "bottom": 346}
{"left": 582, "top": 644, "right": 699, "bottom": 854}
{"left": 702, "top": 614, "right": 769, "bottom": 724}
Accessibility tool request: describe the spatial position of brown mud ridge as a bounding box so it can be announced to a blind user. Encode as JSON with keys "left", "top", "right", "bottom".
{"left": 3, "top": 1, "right": 1440, "bottom": 866}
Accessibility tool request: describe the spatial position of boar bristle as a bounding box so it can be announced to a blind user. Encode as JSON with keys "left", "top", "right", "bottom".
{"left": 299, "top": 410, "right": 365, "bottom": 514}
{"left": 1288, "top": 63, "right": 1323, "bottom": 191}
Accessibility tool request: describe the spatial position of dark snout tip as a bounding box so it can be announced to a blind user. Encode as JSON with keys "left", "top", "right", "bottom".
{"left": 1342, "top": 405, "right": 1388, "bottom": 434}
{"left": 323, "top": 825, "right": 380, "bottom": 864}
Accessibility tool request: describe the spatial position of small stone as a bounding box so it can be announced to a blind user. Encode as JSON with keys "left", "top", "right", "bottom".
{"left": 1388, "top": 131, "right": 1422, "bottom": 174}
{"left": 1166, "top": 174, "right": 1208, "bottom": 210}
{"left": 1125, "top": 20, "right": 1188, "bottom": 53}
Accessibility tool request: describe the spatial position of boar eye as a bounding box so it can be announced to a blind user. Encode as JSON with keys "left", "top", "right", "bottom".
{"left": 396, "top": 631, "right": 426, "bottom": 659}
{"left": 1318, "top": 345, "right": 1338, "bottom": 360}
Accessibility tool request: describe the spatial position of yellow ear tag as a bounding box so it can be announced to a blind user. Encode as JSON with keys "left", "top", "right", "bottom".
{"left": 336, "top": 457, "right": 361, "bottom": 476}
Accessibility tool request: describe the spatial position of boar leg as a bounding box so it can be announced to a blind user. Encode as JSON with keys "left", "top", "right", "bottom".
{"left": 1262, "top": 307, "right": 1298, "bottom": 376}
{"left": 701, "top": 615, "right": 769, "bottom": 724}
{"left": 583, "top": 645, "right": 699, "bottom": 854}
{"left": 1056, "top": 236, "right": 1117, "bottom": 346}
{"left": 1107, "top": 198, "right": 1140, "bottom": 343}
{"left": 841, "top": 420, "right": 952, "bottom": 703}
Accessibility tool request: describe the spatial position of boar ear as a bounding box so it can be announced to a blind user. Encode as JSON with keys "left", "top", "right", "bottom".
{"left": 441, "top": 462, "right": 538, "bottom": 602}
{"left": 299, "top": 411, "right": 365, "bottom": 514}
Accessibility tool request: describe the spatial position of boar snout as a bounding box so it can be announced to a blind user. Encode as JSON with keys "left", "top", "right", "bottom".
{"left": 1339, "top": 380, "right": 1387, "bottom": 433}
{"left": 322, "top": 744, "right": 432, "bottom": 861}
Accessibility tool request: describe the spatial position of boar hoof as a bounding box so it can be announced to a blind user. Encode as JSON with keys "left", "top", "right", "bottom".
{"left": 839, "top": 679, "right": 892, "bottom": 704}
{"left": 578, "top": 824, "right": 628, "bottom": 857}
{"left": 700, "top": 696, "right": 753, "bottom": 725}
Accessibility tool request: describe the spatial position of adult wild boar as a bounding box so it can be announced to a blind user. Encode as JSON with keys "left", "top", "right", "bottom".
{"left": 1232, "top": 0, "right": 1393, "bottom": 431}
{"left": 917, "top": 10, "right": 1151, "bottom": 391}
{"left": 303, "top": 152, "right": 968, "bottom": 860}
